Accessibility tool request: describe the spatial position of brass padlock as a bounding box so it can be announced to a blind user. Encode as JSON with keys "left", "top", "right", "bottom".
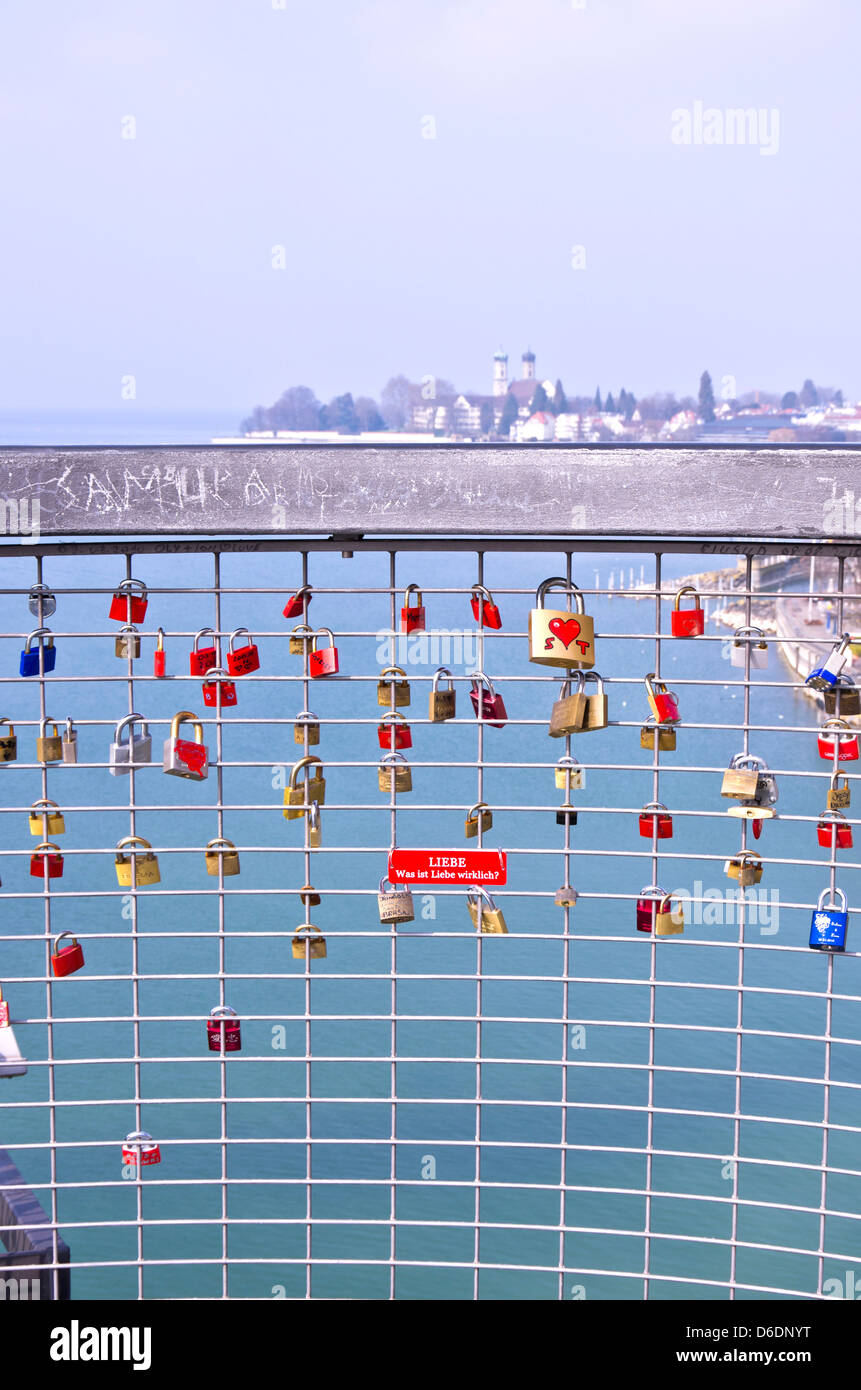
{"left": 115, "top": 625, "right": 141, "bottom": 659}
{"left": 465, "top": 802, "right": 493, "bottom": 839}
{"left": 292, "top": 924, "right": 327, "bottom": 959}
{"left": 549, "top": 672, "right": 587, "bottom": 738}
{"left": 721, "top": 754, "right": 762, "bottom": 800}
{"left": 655, "top": 893, "right": 684, "bottom": 936}
{"left": 725, "top": 851, "right": 763, "bottom": 886}
{"left": 824, "top": 676, "right": 861, "bottom": 717}
{"left": 581, "top": 671, "right": 608, "bottom": 731}
{"left": 300, "top": 883, "right": 321, "bottom": 906}
{"left": 378, "top": 752, "right": 412, "bottom": 792}
{"left": 37, "top": 717, "right": 63, "bottom": 762}
{"left": 377, "top": 666, "right": 411, "bottom": 708}
{"left": 528, "top": 577, "right": 595, "bottom": 669}
{"left": 827, "top": 774, "right": 851, "bottom": 810}
{"left": 640, "top": 717, "right": 676, "bottom": 751}
{"left": 308, "top": 801, "right": 322, "bottom": 848}
{"left": 205, "top": 838, "right": 240, "bottom": 876}
{"left": 293, "top": 710, "right": 320, "bottom": 746}
{"left": 0, "top": 718, "right": 17, "bottom": 762}
{"left": 555, "top": 885, "right": 578, "bottom": 908}
{"left": 378, "top": 876, "right": 415, "bottom": 923}
{"left": 428, "top": 667, "right": 456, "bottom": 722}
{"left": 555, "top": 756, "right": 584, "bottom": 792}
{"left": 284, "top": 755, "right": 326, "bottom": 820}
{"left": 29, "top": 799, "right": 66, "bottom": 836}
{"left": 288, "top": 623, "right": 315, "bottom": 656}
{"left": 467, "top": 886, "right": 508, "bottom": 935}
{"left": 115, "top": 835, "right": 161, "bottom": 887}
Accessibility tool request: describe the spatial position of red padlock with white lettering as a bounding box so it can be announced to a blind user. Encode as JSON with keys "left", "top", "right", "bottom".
{"left": 30, "top": 842, "right": 63, "bottom": 879}
{"left": 51, "top": 932, "right": 85, "bottom": 977}
{"left": 0, "top": 987, "right": 9, "bottom": 1027}
{"left": 122, "top": 1131, "right": 161, "bottom": 1167}
{"left": 190, "top": 627, "right": 219, "bottom": 676}
{"left": 163, "top": 710, "right": 209, "bottom": 780}
{"left": 227, "top": 627, "right": 260, "bottom": 675}
{"left": 154, "top": 627, "right": 166, "bottom": 678}
{"left": 670, "top": 586, "right": 705, "bottom": 637}
{"left": 377, "top": 710, "right": 412, "bottom": 750}
{"left": 400, "top": 584, "right": 426, "bottom": 634}
{"left": 818, "top": 718, "right": 860, "bottom": 762}
{"left": 469, "top": 671, "right": 507, "bottom": 728}
{"left": 638, "top": 802, "right": 673, "bottom": 838}
{"left": 309, "top": 628, "right": 340, "bottom": 678}
{"left": 109, "top": 578, "right": 148, "bottom": 623}
{"left": 207, "top": 1005, "right": 241, "bottom": 1052}
{"left": 817, "top": 810, "right": 854, "bottom": 848}
{"left": 202, "top": 667, "right": 238, "bottom": 707}
{"left": 644, "top": 673, "right": 680, "bottom": 724}
{"left": 283, "top": 585, "right": 312, "bottom": 620}
{"left": 470, "top": 584, "right": 502, "bottom": 630}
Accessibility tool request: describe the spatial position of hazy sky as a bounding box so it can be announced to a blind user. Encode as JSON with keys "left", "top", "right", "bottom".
{"left": 1, "top": 0, "right": 858, "bottom": 413}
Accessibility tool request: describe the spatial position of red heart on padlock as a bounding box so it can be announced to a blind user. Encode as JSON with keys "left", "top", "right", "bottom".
{"left": 548, "top": 617, "right": 581, "bottom": 648}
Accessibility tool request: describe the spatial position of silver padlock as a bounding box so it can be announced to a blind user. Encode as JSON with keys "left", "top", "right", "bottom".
{"left": 377, "top": 876, "right": 415, "bottom": 924}
{"left": 62, "top": 717, "right": 78, "bottom": 765}
{"left": 754, "top": 760, "right": 779, "bottom": 807}
{"left": 163, "top": 710, "right": 209, "bottom": 781}
{"left": 730, "top": 626, "right": 769, "bottom": 669}
{"left": 110, "top": 713, "right": 153, "bottom": 775}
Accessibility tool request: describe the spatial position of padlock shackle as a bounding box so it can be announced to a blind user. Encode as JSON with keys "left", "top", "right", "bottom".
{"left": 202, "top": 667, "right": 232, "bottom": 683}
{"left": 114, "top": 712, "right": 149, "bottom": 743}
{"left": 0, "top": 717, "right": 13, "bottom": 730}
{"left": 24, "top": 627, "right": 53, "bottom": 651}
{"left": 402, "top": 583, "right": 423, "bottom": 606}
{"left": 818, "top": 810, "right": 848, "bottom": 824}
{"left": 205, "top": 838, "right": 236, "bottom": 851}
{"left": 116, "top": 835, "right": 154, "bottom": 853}
{"left": 644, "top": 672, "right": 667, "bottom": 695}
{"left": 735, "top": 851, "right": 762, "bottom": 865}
{"left": 63, "top": 716, "right": 75, "bottom": 737}
{"left": 830, "top": 772, "right": 849, "bottom": 788}
{"left": 31, "top": 798, "right": 61, "bottom": 812}
{"left": 379, "top": 710, "right": 408, "bottom": 725}
{"left": 729, "top": 752, "right": 767, "bottom": 771}
{"left": 581, "top": 670, "right": 604, "bottom": 692}
{"left": 289, "top": 754, "right": 323, "bottom": 788}
{"left": 117, "top": 623, "right": 139, "bottom": 636}
{"left": 169, "top": 710, "right": 205, "bottom": 743}
{"left": 470, "top": 583, "right": 494, "bottom": 601}
{"left": 114, "top": 578, "right": 147, "bottom": 597}
{"left": 431, "top": 666, "right": 454, "bottom": 691}
{"left": 639, "top": 884, "right": 666, "bottom": 899}
{"left": 293, "top": 924, "right": 323, "bottom": 938}
{"left": 558, "top": 671, "right": 585, "bottom": 697}
{"left": 641, "top": 802, "right": 669, "bottom": 814}
{"left": 466, "top": 801, "right": 491, "bottom": 821}
{"left": 155, "top": 627, "right": 165, "bottom": 651}
{"left": 673, "top": 585, "right": 701, "bottom": 610}
{"left": 310, "top": 627, "right": 335, "bottom": 652}
{"left": 469, "top": 670, "right": 494, "bottom": 695}
{"left": 380, "top": 666, "right": 408, "bottom": 680}
{"left": 834, "top": 672, "right": 858, "bottom": 689}
{"left": 38, "top": 715, "right": 58, "bottom": 737}
{"left": 125, "top": 1130, "right": 155, "bottom": 1144}
{"left": 466, "top": 884, "right": 497, "bottom": 910}
{"left": 294, "top": 710, "right": 319, "bottom": 724}
{"left": 33, "top": 841, "right": 62, "bottom": 856}
{"left": 192, "top": 627, "right": 217, "bottom": 648}
{"left": 817, "top": 886, "right": 847, "bottom": 912}
{"left": 535, "top": 576, "right": 585, "bottom": 614}
{"left": 209, "top": 1005, "right": 238, "bottom": 1020}
{"left": 821, "top": 718, "right": 852, "bottom": 736}
{"left": 556, "top": 755, "right": 579, "bottom": 767}
{"left": 733, "top": 625, "right": 766, "bottom": 640}
{"left": 308, "top": 801, "right": 321, "bottom": 829}
{"left": 379, "top": 752, "right": 408, "bottom": 766}
{"left": 53, "top": 932, "right": 78, "bottom": 949}
{"left": 289, "top": 623, "right": 315, "bottom": 640}
{"left": 228, "top": 627, "right": 254, "bottom": 651}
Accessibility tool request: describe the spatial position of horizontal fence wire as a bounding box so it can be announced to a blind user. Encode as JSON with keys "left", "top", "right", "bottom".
{"left": 0, "top": 534, "right": 858, "bottom": 1302}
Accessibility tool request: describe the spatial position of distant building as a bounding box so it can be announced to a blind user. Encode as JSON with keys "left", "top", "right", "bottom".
{"left": 492, "top": 350, "right": 509, "bottom": 397}
{"left": 517, "top": 411, "right": 556, "bottom": 442}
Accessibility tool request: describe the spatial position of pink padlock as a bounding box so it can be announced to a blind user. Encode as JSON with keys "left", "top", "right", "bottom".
{"left": 818, "top": 719, "right": 860, "bottom": 762}
{"left": 207, "top": 1005, "right": 241, "bottom": 1052}
{"left": 469, "top": 672, "right": 507, "bottom": 728}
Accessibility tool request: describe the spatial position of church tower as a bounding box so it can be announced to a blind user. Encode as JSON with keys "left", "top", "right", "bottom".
{"left": 492, "top": 349, "right": 508, "bottom": 397}
{"left": 522, "top": 349, "right": 536, "bottom": 381}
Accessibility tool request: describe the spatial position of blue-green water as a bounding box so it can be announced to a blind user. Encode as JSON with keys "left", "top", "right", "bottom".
{"left": 0, "top": 543, "right": 858, "bottom": 1301}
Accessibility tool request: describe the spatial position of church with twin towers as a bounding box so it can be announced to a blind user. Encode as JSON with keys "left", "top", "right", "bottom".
{"left": 410, "top": 348, "right": 556, "bottom": 437}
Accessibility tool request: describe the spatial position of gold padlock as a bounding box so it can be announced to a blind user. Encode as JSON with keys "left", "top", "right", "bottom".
{"left": 288, "top": 623, "right": 315, "bottom": 656}
{"left": 293, "top": 710, "right": 320, "bottom": 746}
{"left": 205, "top": 838, "right": 240, "bottom": 876}
{"left": 284, "top": 755, "right": 326, "bottom": 820}
{"left": 292, "top": 924, "right": 327, "bottom": 959}
{"left": 555, "top": 756, "right": 584, "bottom": 792}
{"left": 655, "top": 893, "right": 684, "bottom": 936}
{"left": 467, "top": 886, "right": 508, "bottom": 934}
{"left": 428, "top": 667, "right": 456, "bottom": 722}
{"left": 300, "top": 882, "right": 321, "bottom": 906}
{"left": 0, "top": 717, "right": 17, "bottom": 762}
{"left": 721, "top": 754, "right": 762, "bottom": 800}
{"left": 581, "top": 672, "right": 608, "bottom": 731}
{"left": 465, "top": 802, "right": 493, "bottom": 839}
{"left": 115, "top": 835, "right": 161, "bottom": 887}
{"left": 36, "top": 717, "right": 63, "bottom": 762}
{"left": 827, "top": 774, "right": 851, "bottom": 810}
{"left": 640, "top": 717, "right": 676, "bottom": 751}
{"left": 528, "top": 578, "right": 595, "bottom": 669}
{"left": 29, "top": 799, "right": 66, "bottom": 836}
{"left": 548, "top": 672, "right": 586, "bottom": 738}
{"left": 115, "top": 625, "right": 141, "bottom": 659}
{"left": 378, "top": 753, "right": 412, "bottom": 792}
{"left": 725, "top": 851, "right": 763, "bottom": 886}
{"left": 377, "top": 667, "right": 411, "bottom": 708}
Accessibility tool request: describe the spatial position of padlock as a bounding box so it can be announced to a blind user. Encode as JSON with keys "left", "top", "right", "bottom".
{"left": 400, "top": 583, "right": 426, "bottom": 634}
{"left": 827, "top": 774, "right": 851, "bottom": 810}
{"left": 377, "top": 667, "right": 411, "bottom": 708}
{"left": 753, "top": 763, "right": 779, "bottom": 808}
{"left": 20, "top": 628, "right": 56, "bottom": 677}
{"left": 548, "top": 672, "right": 586, "bottom": 738}
{"left": 640, "top": 716, "right": 676, "bottom": 751}
{"left": 28, "top": 583, "right": 56, "bottom": 619}
{"left": 190, "top": 627, "right": 219, "bottom": 676}
{"left": 284, "top": 755, "right": 326, "bottom": 819}
{"left": 207, "top": 1005, "right": 241, "bottom": 1052}
{"left": 283, "top": 585, "right": 312, "bottom": 620}
{"left": 725, "top": 852, "right": 763, "bottom": 885}
{"left": 308, "top": 801, "right": 322, "bottom": 848}
{"left": 378, "top": 876, "right": 415, "bottom": 924}
{"left": 466, "top": 885, "right": 508, "bottom": 934}
{"left": 644, "top": 673, "right": 679, "bottom": 724}
{"left": 205, "top": 838, "right": 241, "bottom": 875}
{"left": 115, "top": 625, "right": 141, "bottom": 659}
{"left": 377, "top": 711, "right": 412, "bottom": 751}
{"left": 731, "top": 626, "right": 769, "bottom": 669}
{"left": 636, "top": 886, "right": 662, "bottom": 933}
{"left": 154, "top": 627, "right": 167, "bottom": 678}
{"left": 817, "top": 811, "right": 853, "bottom": 849}
{"left": 29, "top": 799, "right": 66, "bottom": 836}
{"left": 308, "top": 628, "right": 339, "bottom": 678}
{"left": 555, "top": 756, "right": 584, "bottom": 792}
{"left": 109, "top": 578, "right": 148, "bottom": 623}
{"left": 556, "top": 804, "right": 578, "bottom": 827}
{"left": 465, "top": 802, "right": 493, "bottom": 839}
{"left": 809, "top": 886, "right": 849, "bottom": 952}
{"left": 51, "top": 932, "right": 85, "bottom": 978}
{"left": 202, "top": 667, "right": 238, "bottom": 708}
{"left": 293, "top": 710, "right": 321, "bottom": 745}
{"left": 62, "top": 717, "right": 78, "bottom": 764}
{"left": 824, "top": 675, "right": 861, "bottom": 717}
{"left": 721, "top": 753, "right": 762, "bottom": 800}
{"left": 470, "top": 584, "right": 502, "bottom": 630}
{"left": 639, "top": 802, "right": 672, "bottom": 838}
{"left": 581, "top": 671, "right": 609, "bottom": 731}
{"left": 818, "top": 719, "right": 860, "bottom": 763}
{"left": 806, "top": 633, "right": 852, "bottom": 691}
{"left": 292, "top": 924, "right": 327, "bottom": 959}
{"left": 528, "top": 577, "right": 595, "bottom": 669}
{"left": 227, "top": 627, "right": 260, "bottom": 675}
{"left": 378, "top": 753, "right": 412, "bottom": 792}
{"left": 469, "top": 672, "right": 507, "bottom": 728}
{"left": 670, "top": 586, "right": 704, "bottom": 637}
{"left": 0, "top": 987, "right": 9, "bottom": 1027}
{"left": 428, "top": 667, "right": 456, "bottom": 722}
{"left": 0, "top": 718, "right": 17, "bottom": 762}
{"left": 655, "top": 893, "right": 684, "bottom": 936}
{"left": 30, "top": 842, "right": 63, "bottom": 878}
{"left": 36, "top": 717, "right": 63, "bottom": 762}
{"left": 115, "top": 836, "right": 161, "bottom": 887}
{"left": 300, "top": 882, "right": 321, "bottom": 907}
{"left": 122, "top": 1131, "right": 161, "bottom": 1166}
{"left": 110, "top": 714, "right": 153, "bottom": 775}
{"left": 555, "top": 885, "right": 578, "bottom": 908}
{"left": 163, "top": 710, "right": 210, "bottom": 781}
{"left": 288, "top": 623, "right": 315, "bottom": 656}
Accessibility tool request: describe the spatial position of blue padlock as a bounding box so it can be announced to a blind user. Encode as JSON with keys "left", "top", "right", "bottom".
{"left": 806, "top": 633, "right": 852, "bottom": 691}
{"left": 19, "top": 628, "right": 56, "bottom": 677}
{"left": 809, "top": 886, "right": 848, "bottom": 952}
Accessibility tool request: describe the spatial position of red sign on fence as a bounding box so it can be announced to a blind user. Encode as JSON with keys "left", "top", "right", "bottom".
{"left": 387, "top": 848, "right": 507, "bottom": 885}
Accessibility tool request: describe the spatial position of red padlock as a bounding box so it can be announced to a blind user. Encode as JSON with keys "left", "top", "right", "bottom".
{"left": 644, "top": 673, "right": 680, "bottom": 724}
{"left": 636, "top": 887, "right": 661, "bottom": 933}
{"left": 470, "top": 584, "right": 502, "bottom": 630}
{"left": 283, "top": 585, "right": 312, "bottom": 620}
{"left": 202, "top": 667, "right": 238, "bottom": 707}
{"left": 638, "top": 802, "right": 673, "bottom": 838}
{"left": 309, "top": 628, "right": 340, "bottom": 678}
{"left": 227, "top": 627, "right": 260, "bottom": 675}
{"left": 109, "top": 578, "right": 148, "bottom": 623}
{"left": 818, "top": 719, "right": 860, "bottom": 762}
{"left": 190, "top": 627, "right": 218, "bottom": 676}
{"left": 207, "top": 1005, "right": 241, "bottom": 1052}
{"left": 122, "top": 1131, "right": 161, "bottom": 1166}
{"left": 817, "top": 812, "right": 854, "bottom": 848}
{"left": 400, "top": 584, "right": 426, "bottom": 634}
{"left": 51, "top": 932, "right": 85, "bottom": 977}
{"left": 30, "top": 842, "right": 63, "bottom": 879}
{"left": 670, "top": 586, "right": 705, "bottom": 637}
{"left": 377, "top": 711, "right": 412, "bottom": 750}
{"left": 154, "top": 627, "right": 166, "bottom": 678}
{"left": 469, "top": 672, "right": 507, "bottom": 728}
